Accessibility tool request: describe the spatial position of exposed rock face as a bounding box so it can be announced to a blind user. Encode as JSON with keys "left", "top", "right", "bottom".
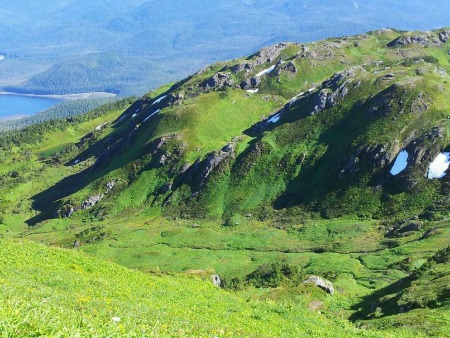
{"left": 200, "top": 142, "right": 236, "bottom": 181}
{"left": 211, "top": 274, "right": 222, "bottom": 287}
{"left": 167, "top": 91, "right": 185, "bottom": 105}
{"left": 253, "top": 43, "right": 288, "bottom": 65}
{"left": 227, "top": 43, "right": 289, "bottom": 76}
{"left": 278, "top": 61, "right": 297, "bottom": 74}
{"left": 201, "top": 72, "right": 234, "bottom": 91}
{"left": 339, "top": 145, "right": 390, "bottom": 180}
{"left": 388, "top": 33, "right": 442, "bottom": 47}
{"left": 438, "top": 30, "right": 450, "bottom": 43}
{"left": 240, "top": 77, "right": 261, "bottom": 90}
{"left": 304, "top": 276, "right": 335, "bottom": 295}
{"left": 310, "top": 67, "right": 364, "bottom": 115}
{"left": 406, "top": 127, "right": 445, "bottom": 168}
{"left": 82, "top": 193, "right": 104, "bottom": 209}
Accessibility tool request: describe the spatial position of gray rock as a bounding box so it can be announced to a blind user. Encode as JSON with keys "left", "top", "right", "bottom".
{"left": 200, "top": 142, "right": 236, "bottom": 181}
{"left": 240, "top": 77, "right": 261, "bottom": 90}
{"left": 82, "top": 194, "right": 104, "bottom": 209}
{"left": 438, "top": 30, "right": 450, "bottom": 43}
{"left": 211, "top": 274, "right": 222, "bottom": 287}
{"left": 304, "top": 276, "right": 335, "bottom": 295}
{"left": 201, "top": 72, "right": 234, "bottom": 91}
{"left": 106, "top": 180, "right": 116, "bottom": 192}
{"left": 167, "top": 91, "right": 185, "bottom": 105}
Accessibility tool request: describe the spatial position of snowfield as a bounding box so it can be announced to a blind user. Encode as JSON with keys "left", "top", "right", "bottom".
{"left": 427, "top": 152, "right": 450, "bottom": 179}
{"left": 255, "top": 65, "right": 275, "bottom": 77}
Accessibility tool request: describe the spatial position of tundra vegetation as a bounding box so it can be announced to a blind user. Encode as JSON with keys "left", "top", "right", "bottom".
{"left": 1, "top": 28, "right": 450, "bottom": 336}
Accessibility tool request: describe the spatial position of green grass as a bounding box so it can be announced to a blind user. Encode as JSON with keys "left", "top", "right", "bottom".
{"left": 0, "top": 239, "right": 398, "bottom": 337}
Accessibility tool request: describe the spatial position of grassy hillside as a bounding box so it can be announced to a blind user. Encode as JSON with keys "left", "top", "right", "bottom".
{"left": 0, "top": 239, "right": 394, "bottom": 337}
{"left": 1, "top": 28, "right": 450, "bottom": 336}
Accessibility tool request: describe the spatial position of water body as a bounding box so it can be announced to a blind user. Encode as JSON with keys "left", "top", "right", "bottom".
{"left": 0, "top": 94, "right": 61, "bottom": 120}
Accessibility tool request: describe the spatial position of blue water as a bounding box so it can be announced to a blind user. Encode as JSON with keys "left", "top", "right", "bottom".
{"left": 0, "top": 94, "right": 61, "bottom": 120}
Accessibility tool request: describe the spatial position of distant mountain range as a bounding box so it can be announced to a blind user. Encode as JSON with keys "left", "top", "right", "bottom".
{"left": 1, "top": 0, "right": 450, "bottom": 96}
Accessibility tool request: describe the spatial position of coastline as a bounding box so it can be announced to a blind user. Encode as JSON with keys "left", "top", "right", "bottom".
{"left": 0, "top": 91, "right": 117, "bottom": 101}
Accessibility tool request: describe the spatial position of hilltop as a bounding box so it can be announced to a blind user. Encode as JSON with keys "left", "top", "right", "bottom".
{"left": 1, "top": 27, "right": 450, "bottom": 335}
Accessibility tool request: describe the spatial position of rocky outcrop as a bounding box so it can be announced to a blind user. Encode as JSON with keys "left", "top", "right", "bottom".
{"left": 304, "top": 276, "right": 335, "bottom": 295}
{"left": 201, "top": 72, "right": 234, "bottom": 91}
{"left": 388, "top": 33, "right": 442, "bottom": 47}
{"left": 339, "top": 145, "right": 391, "bottom": 180}
{"left": 200, "top": 142, "right": 236, "bottom": 181}
{"left": 81, "top": 193, "right": 104, "bottom": 209}
{"left": 406, "top": 127, "right": 445, "bottom": 168}
{"left": 310, "top": 67, "right": 364, "bottom": 115}
{"left": 438, "top": 30, "right": 450, "bottom": 43}
{"left": 240, "top": 77, "right": 261, "bottom": 90}
{"left": 167, "top": 91, "right": 185, "bottom": 105}
{"left": 278, "top": 61, "right": 297, "bottom": 74}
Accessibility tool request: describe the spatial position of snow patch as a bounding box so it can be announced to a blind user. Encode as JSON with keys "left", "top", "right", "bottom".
{"left": 95, "top": 122, "right": 107, "bottom": 131}
{"left": 427, "top": 152, "right": 450, "bottom": 179}
{"left": 73, "top": 159, "right": 80, "bottom": 165}
{"left": 152, "top": 95, "right": 167, "bottom": 105}
{"left": 390, "top": 150, "right": 408, "bottom": 175}
{"left": 143, "top": 109, "right": 160, "bottom": 122}
{"left": 267, "top": 113, "right": 281, "bottom": 123}
{"left": 135, "top": 108, "right": 140, "bottom": 113}
{"left": 255, "top": 65, "right": 275, "bottom": 77}
{"left": 132, "top": 114, "right": 137, "bottom": 118}
{"left": 246, "top": 89, "right": 259, "bottom": 93}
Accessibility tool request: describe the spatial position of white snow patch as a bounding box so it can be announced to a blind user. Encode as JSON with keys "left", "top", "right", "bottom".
{"left": 255, "top": 65, "right": 276, "bottom": 77}
{"left": 111, "top": 317, "right": 121, "bottom": 322}
{"left": 289, "top": 92, "right": 304, "bottom": 103}
{"left": 0, "top": 55, "right": 4, "bottom": 61}
{"left": 267, "top": 113, "right": 281, "bottom": 123}
{"left": 354, "top": 1, "right": 359, "bottom": 9}
{"left": 132, "top": 114, "right": 137, "bottom": 118}
{"left": 73, "top": 159, "right": 80, "bottom": 165}
{"left": 152, "top": 95, "right": 167, "bottom": 105}
{"left": 117, "top": 114, "right": 127, "bottom": 122}
{"left": 135, "top": 108, "right": 140, "bottom": 113}
{"left": 427, "top": 152, "right": 450, "bottom": 179}
{"left": 246, "top": 89, "right": 259, "bottom": 93}
{"left": 390, "top": 150, "right": 408, "bottom": 175}
{"left": 307, "top": 87, "right": 316, "bottom": 93}
{"left": 95, "top": 122, "right": 107, "bottom": 131}
{"left": 143, "top": 109, "right": 160, "bottom": 122}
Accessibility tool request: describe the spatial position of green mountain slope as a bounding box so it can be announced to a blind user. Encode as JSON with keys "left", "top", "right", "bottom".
{"left": 1, "top": 28, "right": 450, "bottom": 336}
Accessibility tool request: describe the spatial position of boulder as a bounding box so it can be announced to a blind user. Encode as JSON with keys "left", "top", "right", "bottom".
{"left": 304, "top": 276, "right": 335, "bottom": 295}
{"left": 211, "top": 274, "right": 222, "bottom": 287}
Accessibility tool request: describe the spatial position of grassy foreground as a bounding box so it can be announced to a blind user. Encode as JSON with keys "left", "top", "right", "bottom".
{"left": 0, "top": 239, "right": 415, "bottom": 337}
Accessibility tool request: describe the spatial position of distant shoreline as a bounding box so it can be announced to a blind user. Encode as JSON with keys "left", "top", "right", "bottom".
{"left": 0, "top": 91, "right": 117, "bottom": 101}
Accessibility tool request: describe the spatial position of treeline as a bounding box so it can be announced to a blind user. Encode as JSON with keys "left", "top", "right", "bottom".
{"left": 0, "top": 97, "right": 135, "bottom": 149}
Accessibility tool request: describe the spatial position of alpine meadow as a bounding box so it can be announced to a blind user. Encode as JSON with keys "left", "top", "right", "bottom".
{"left": 1, "top": 4, "right": 450, "bottom": 338}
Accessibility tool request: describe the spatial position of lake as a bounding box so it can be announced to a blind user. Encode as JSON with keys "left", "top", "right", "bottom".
{"left": 0, "top": 94, "right": 61, "bottom": 120}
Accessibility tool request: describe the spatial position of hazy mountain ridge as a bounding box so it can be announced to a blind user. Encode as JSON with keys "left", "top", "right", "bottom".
{"left": 2, "top": 0, "right": 450, "bottom": 95}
